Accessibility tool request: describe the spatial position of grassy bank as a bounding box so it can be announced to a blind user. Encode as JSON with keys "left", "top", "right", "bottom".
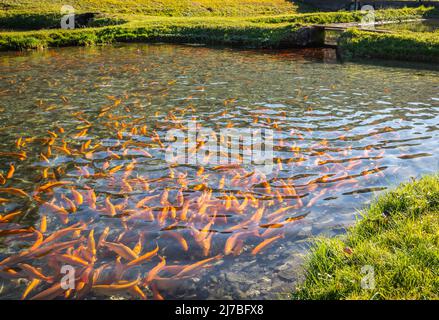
{"left": 293, "top": 175, "right": 439, "bottom": 300}
{"left": 249, "top": 6, "right": 435, "bottom": 23}
{"left": 338, "top": 28, "right": 439, "bottom": 63}
{"left": 0, "top": 18, "right": 304, "bottom": 50}
{"left": 1, "top": 2, "right": 439, "bottom": 64}
{"left": 0, "top": 0, "right": 303, "bottom": 17}
{"left": 0, "top": 7, "right": 435, "bottom": 51}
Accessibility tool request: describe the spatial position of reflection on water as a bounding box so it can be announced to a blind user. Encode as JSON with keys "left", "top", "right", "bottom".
{"left": 376, "top": 19, "right": 439, "bottom": 33}
{"left": 0, "top": 44, "right": 438, "bottom": 300}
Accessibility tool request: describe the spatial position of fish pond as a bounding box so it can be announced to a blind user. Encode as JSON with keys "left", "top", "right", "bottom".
{"left": 0, "top": 44, "right": 438, "bottom": 300}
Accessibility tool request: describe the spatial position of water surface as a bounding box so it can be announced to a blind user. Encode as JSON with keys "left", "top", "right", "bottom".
{"left": 0, "top": 44, "right": 438, "bottom": 299}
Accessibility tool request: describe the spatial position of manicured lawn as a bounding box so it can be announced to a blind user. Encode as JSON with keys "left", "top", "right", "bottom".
{"left": 0, "top": 0, "right": 303, "bottom": 16}
{"left": 0, "top": 7, "right": 435, "bottom": 51}
{"left": 338, "top": 28, "right": 439, "bottom": 63}
{"left": 293, "top": 175, "right": 439, "bottom": 300}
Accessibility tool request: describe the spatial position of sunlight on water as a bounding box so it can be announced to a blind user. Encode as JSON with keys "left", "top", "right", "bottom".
{"left": 0, "top": 44, "right": 438, "bottom": 299}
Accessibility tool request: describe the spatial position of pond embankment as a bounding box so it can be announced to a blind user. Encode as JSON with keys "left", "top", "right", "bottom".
{"left": 1, "top": 7, "right": 438, "bottom": 63}
{"left": 338, "top": 28, "right": 439, "bottom": 63}
{"left": 293, "top": 175, "right": 439, "bottom": 300}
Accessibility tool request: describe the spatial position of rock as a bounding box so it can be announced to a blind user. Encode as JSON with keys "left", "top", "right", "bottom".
{"left": 245, "top": 288, "right": 261, "bottom": 298}
{"left": 225, "top": 273, "right": 242, "bottom": 283}
{"left": 275, "top": 263, "right": 291, "bottom": 272}
{"left": 258, "top": 276, "right": 272, "bottom": 285}
{"left": 278, "top": 268, "right": 298, "bottom": 282}
{"left": 297, "top": 225, "right": 313, "bottom": 237}
{"left": 233, "top": 288, "right": 247, "bottom": 299}
{"left": 267, "top": 254, "right": 276, "bottom": 261}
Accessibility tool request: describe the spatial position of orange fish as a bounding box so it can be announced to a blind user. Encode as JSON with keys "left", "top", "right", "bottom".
{"left": 18, "top": 263, "right": 52, "bottom": 282}
{"left": 266, "top": 206, "right": 296, "bottom": 220}
{"left": 104, "top": 197, "right": 117, "bottom": 216}
{"left": 38, "top": 181, "right": 72, "bottom": 193}
{"left": 57, "top": 254, "right": 90, "bottom": 267}
{"left": 180, "top": 201, "right": 190, "bottom": 221}
{"left": 132, "top": 236, "right": 143, "bottom": 256}
{"left": 42, "top": 223, "right": 82, "bottom": 244}
{"left": 175, "top": 255, "right": 222, "bottom": 278}
{"left": 39, "top": 216, "right": 47, "bottom": 233}
{"left": 28, "top": 231, "right": 44, "bottom": 251}
{"left": 30, "top": 282, "right": 64, "bottom": 300}
{"left": 126, "top": 244, "right": 159, "bottom": 267}
{"left": 88, "top": 229, "right": 96, "bottom": 257}
{"left": 43, "top": 202, "right": 69, "bottom": 224}
{"left": 6, "top": 164, "right": 15, "bottom": 179}
{"left": 22, "top": 279, "right": 41, "bottom": 300}
{"left": 129, "top": 285, "right": 147, "bottom": 300}
{"left": 224, "top": 233, "right": 241, "bottom": 256}
{"left": 0, "top": 151, "right": 27, "bottom": 160}
{"left": 166, "top": 232, "right": 188, "bottom": 252}
{"left": 92, "top": 279, "right": 140, "bottom": 296}
{"left": 251, "top": 234, "right": 283, "bottom": 255}
{"left": 71, "top": 188, "right": 84, "bottom": 205}
{"left": 136, "top": 194, "right": 159, "bottom": 208}
{"left": 0, "top": 210, "right": 22, "bottom": 223}
{"left": 103, "top": 241, "right": 138, "bottom": 261}
{"left": 97, "top": 227, "right": 110, "bottom": 248}
{"left": 145, "top": 256, "right": 166, "bottom": 284}
{"left": 0, "top": 187, "right": 29, "bottom": 198}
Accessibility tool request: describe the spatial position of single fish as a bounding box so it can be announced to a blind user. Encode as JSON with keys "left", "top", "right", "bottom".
{"left": 175, "top": 254, "right": 222, "bottom": 278}
{"left": 92, "top": 279, "right": 140, "bottom": 295}
{"left": 6, "top": 164, "right": 15, "bottom": 179}
{"left": 103, "top": 241, "right": 139, "bottom": 261}
{"left": 144, "top": 256, "right": 166, "bottom": 284}
{"left": 126, "top": 244, "right": 159, "bottom": 267}
{"left": 0, "top": 187, "right": 29, "bottom": 198}
{"left": 22, "top": 279, "right": 41, "bottom": 300}
{"left": 251, "top": 234, "right": 283, "bottom": 255}
{"left": 18, "top": 263, "right": 52, "bottom": 282}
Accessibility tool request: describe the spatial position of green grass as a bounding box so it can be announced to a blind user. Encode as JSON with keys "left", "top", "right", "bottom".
{"left": 0, "top": 2, "right": 438, "bottom": 64}
{"left": 338, "top": 28, "right": 439, "bottom": 63}
{"left": 250, "top": 6, "right": 435, "bottom": 24}
{"left": 0, "top": 0, "right": 303, "bottom": 17}
{"left": 336, "top": 7, "right": 439, "bottom": 63}
{"left": 0, "top": 7, "right": 435, "bottom": 51}
{"left": 0, "top": 11, "right": 127, "bottom": 30}
{"left": 293, "top": 175, "right": 439, "bottom": 300}
{"left": 0, "top": 17, "right": 304, "bottom": 50}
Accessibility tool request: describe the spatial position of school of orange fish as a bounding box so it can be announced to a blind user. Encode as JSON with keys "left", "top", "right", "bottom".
{"left": 0, "top": 93, "right": 402, "bottom": 300}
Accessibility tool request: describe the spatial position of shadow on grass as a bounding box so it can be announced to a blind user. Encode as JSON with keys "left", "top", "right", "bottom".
{"left": 0, "top": 12, "right": 126, "bottom": 31}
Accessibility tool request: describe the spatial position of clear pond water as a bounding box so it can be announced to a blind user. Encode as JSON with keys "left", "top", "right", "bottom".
{"left": 376, "top": 19, "right": 439, "bottom": 32}
{"left": 0, "top": 44, "right": 438, "bottom": 299}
